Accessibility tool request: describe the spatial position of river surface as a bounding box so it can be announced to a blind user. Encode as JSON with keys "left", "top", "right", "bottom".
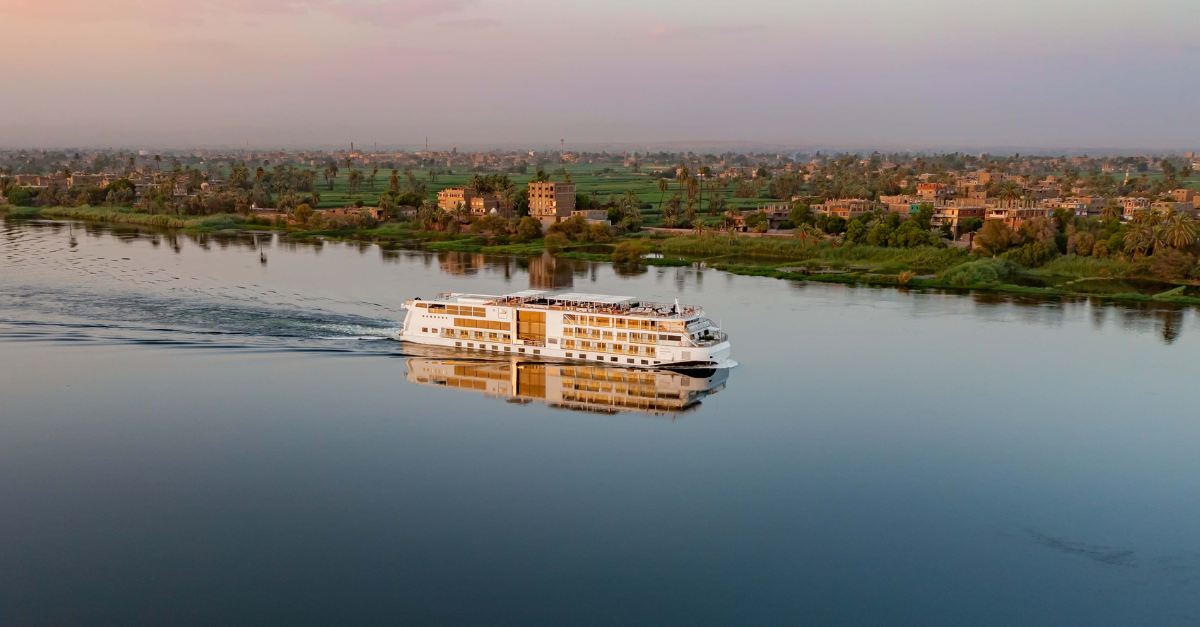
{"left": 2, "top": 218, "right": 1199, "bottom": 626}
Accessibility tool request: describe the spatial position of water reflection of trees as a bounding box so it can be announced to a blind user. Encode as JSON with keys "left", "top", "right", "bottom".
{"left": 970, "top": 292, "right": 1187, "bottom": 344}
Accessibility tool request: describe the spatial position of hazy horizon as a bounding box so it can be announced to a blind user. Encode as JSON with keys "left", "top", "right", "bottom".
{"left": 4, "top": 0, "right": 1198, "bottom": 151}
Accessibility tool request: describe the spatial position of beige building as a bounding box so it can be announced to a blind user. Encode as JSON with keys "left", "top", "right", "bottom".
{"left": 528, "top": 181, "right": 576, "bottom": 224}
{"left": 811, "top": 199, "right": 875, "bottom": 220}
{"left": 438, "top": 187, "right": 477, "bottom": 212}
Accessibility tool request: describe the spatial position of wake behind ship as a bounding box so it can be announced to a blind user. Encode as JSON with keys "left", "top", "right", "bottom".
{"left": 399, "top": 290, "right": 732, "bottom": 368}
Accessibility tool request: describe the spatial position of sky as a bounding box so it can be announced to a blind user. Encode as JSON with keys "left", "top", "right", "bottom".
{"left": 2, "top": 0, "right": 1198, "bottom": 151}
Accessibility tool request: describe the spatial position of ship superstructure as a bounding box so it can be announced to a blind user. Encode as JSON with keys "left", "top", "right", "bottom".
{"left": 399, "top": 290, "right": 731, "bottom": 368}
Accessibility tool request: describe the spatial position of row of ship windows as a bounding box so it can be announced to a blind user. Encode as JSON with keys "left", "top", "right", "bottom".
{"left": 423, "top": 327, "right": 675, "bottom": 351}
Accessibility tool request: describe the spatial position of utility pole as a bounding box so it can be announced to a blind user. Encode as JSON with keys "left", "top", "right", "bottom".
{"left": 425, "top": 137, "right": 428, "bottom": 152}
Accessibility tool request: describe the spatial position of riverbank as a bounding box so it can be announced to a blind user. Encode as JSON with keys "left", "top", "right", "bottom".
{"left": 7, "top": 204, "right": 1200, "bottom": 306}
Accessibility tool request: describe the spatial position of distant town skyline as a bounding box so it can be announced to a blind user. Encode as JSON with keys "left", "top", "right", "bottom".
{"left": 4, "top": 0, "right": 1197, "bottom": 150}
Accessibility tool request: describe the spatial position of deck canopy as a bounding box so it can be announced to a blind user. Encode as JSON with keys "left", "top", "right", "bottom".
{"left": 549, "top": 293, "right": 636, "bottom": 306}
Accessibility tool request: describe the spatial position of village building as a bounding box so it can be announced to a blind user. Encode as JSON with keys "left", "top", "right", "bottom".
{"left": 528, "top": 181, "right": 576, "bottom": 225}
{"left": 470, "top": 193, "right": 513, "bottom": 218}
{"left": 437, "top": 187, "right": 477, "bottom": 211}
{"left": 810, "top": 199, "right": 876, "bottom": 221}
{"left": 571, "top": 209, "right": 610, "bottom": 225}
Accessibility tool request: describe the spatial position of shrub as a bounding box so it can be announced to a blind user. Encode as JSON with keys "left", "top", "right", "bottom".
{"left": 515, "top": 216, "right": 542, "bottom": 242}
{"left": 4, "top": 187, "right": 34, "bottom": 206}
{"left": 1002, "top": 242, "right": 1056, "bottom": 268}
{"left": 1149, "top": 248, "right": 1195, "bottom": 279}
{"left": 612, "top": 241, "right": 646, "bottom": 263}
{"left": 941, "top": 258, "right": 1014, "bottom": 287}
{"left": 589, "top": 223, "right": 613, "bottom": 242}
{"left": 544, "top": 232, "right": 568, "bottom": 252}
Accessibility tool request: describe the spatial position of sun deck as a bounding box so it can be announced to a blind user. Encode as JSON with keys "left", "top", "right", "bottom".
{"left": 428, "top": 290, "right": 704, "bottom": 319}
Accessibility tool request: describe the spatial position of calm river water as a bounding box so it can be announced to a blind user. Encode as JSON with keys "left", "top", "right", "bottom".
{"left": 2, "top": 218, "right": 1199, "bottom": 626}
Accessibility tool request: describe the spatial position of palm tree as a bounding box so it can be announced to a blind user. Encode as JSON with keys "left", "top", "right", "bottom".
{"left": 389, "top": 170, "right": 400, "bottom": 194}
{"left": 677, "top": 166, "right": 690, "bottom": 197}
{"left": 1101, "top": 201, "right": 1120, "bottom": 223}
{"left": 622, "top": 190, "right": 640, "bottom": 221}
{"left": 1149, "top": 223, "right": 1169, "bottom": 254}
{"left": 1166, "top": 212, "right": 1196, "bottom": 250}
{"left": 707, "top": 193, "right": 726, "bottom": 217}
{"left": 998, "top": 180, "right": 1021, "bottom": 201}
{"left": 369, "top": 165, "right": 379, "bottom": 191}
{"left": 685, "top": 196, "right": 697, "bottom": 224}
{"left": 663, "top": 195, "right": 681, "bottom": 228}
{"left": 154, "top": 155, "right": 162, "bottom": 172}
{"left": 692, "top": 220, "right": 708, "bottom": 236}
{"left": 451, "top": 203, "right": 471, "bottom": 224}
{"left": 656, "top": 179, "right": 669, "bottom": 215}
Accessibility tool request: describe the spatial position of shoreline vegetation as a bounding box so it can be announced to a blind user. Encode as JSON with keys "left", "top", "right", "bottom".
{"left": 7, "top": 204, "right": 1200, "bottom": 307}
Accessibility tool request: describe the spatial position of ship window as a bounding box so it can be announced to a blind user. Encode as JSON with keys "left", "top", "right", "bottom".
{"left": 566, "top": 352, "right": 572, "bottom": 357}
{"left": 579, "top": 354, "right": 586, "bottom": 359}
{"left": 610, "top": 357, "right": 618, "bottom": 362}
{"left": 467, "top": 343, "right": 473, "bottom": 348}
{"left": 504, "top": 347, "right": 511, "bottom": 352}
{"left": 596, "top": 356, "right": 603, "bottom": 360}
{"left": 519, "top": 348, "right": 525, "bottom": 353}
{"left": 533, "top": 350, "right": 540, "bottom": 355}
{"left": 548, "top": 338, "right": 557, "bottom": 344}
{"left": 641, "top": 359, "right": 648, "bottom": 364}
{"left": 627, "top": 358, "right": 634, "bottom": 363}
{"left": 415, "top": 302, "right": 428, "bottom": 308}
{"left": 455, "top": 342, "right": 462, "bottom": 347}
{"left": 422, "top": 327, "right": 427, "bottom": 332}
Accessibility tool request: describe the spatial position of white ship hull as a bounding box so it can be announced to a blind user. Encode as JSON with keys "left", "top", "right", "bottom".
{"left": 397, "top": 291, "right": 732, "bottom": 369}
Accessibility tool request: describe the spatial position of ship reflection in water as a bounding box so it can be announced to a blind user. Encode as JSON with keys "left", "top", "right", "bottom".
{"left": 404, "top": 358, "right": 729, "bottom": 417}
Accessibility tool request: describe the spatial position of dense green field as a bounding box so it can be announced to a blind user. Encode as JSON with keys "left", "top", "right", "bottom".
{"left": 302, "top": 163, "right": 778, "bottom": 227}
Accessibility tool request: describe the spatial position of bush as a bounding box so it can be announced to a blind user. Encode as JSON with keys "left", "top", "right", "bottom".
{"left": 4, "top": 187, "right": 34, "bottom": 206}
{"left": 612, "top": 241, "right": 646, "bottom": 263}
{"left": 941, "top": 258, "right": 1014, "bottom": 286}
{"left": 516, "top": 216, "right": 542, "bottom": 242}
{"left": 1002, "top": 242, "right": 1056, "bottom": 268}
{"left": 544, "top": 232, "right": 568, "bottom": 252}
{"left": 1149, "top": 248, "right": 1195, "bottom": 279}
{"left": 589, "top": 223, "right": 612, "bottom": 242}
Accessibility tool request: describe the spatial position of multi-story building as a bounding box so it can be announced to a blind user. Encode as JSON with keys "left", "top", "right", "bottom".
{"left": 437, "top": 187, "right": 477, "bottom": 212}
{"left": 470, "top": 194, "right": 513, "bottom": 218}
{"left": 916, "top": 183, "right": 951, "bottom": 201}
{"left": 986, "top": 202, "right": 1048, "bottom": 228}
{"left": 810, "top": 199, "right": 875, "bottom": 220}
{"left": 932, "top": 201, "right": 987, "bottom": 236}
{"left": 1118, "top": 197, "right": 1151, "bottom": 218}
{"left": 528, "top": 181, "right": 576, "bottom": 225}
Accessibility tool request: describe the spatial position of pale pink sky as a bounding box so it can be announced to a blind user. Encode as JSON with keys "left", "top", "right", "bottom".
{"left": 2, "top": 0, "right": 1198, "bottom": 150}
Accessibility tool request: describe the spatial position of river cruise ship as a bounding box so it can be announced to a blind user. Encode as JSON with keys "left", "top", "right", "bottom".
{"left": 399, "top": 290, "right": 732, "bottom": 368}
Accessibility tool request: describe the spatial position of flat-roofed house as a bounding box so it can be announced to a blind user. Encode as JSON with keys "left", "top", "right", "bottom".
{"left": 438, "top": 187, "right": 477, "bottom": 212}
{"left": 1119, "top": 197, "right": 1151, "bottom": 218}
{"left": 528, "top": 181, "right": 576, "bottom": 225}
{"left": 986, "top": 202, "right": 1048, "bottom": 228}
{"left": 810, "top": 199, "right": 875, "bottom": 220}
{"left": 571, "top": 209, "right": 610, "bottom": 224}
{"left": 470, "top": 193, "right": 513, "bottom": 218}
